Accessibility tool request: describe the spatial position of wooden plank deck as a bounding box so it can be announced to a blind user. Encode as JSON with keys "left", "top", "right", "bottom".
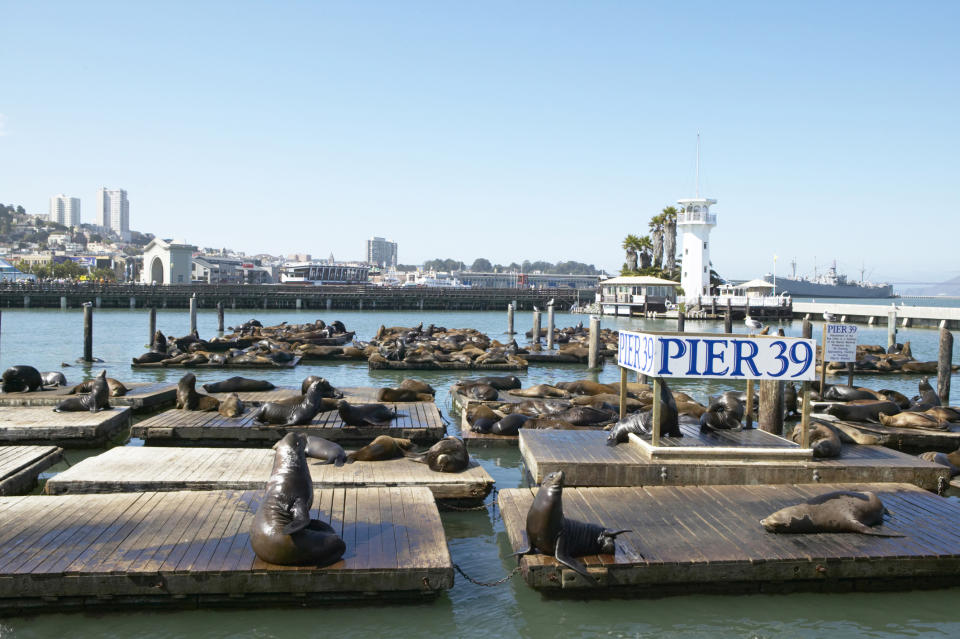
{"left": 519, "top": 429, "right": 951, "bottom": 490}
{"left": 45, "top": 446, "right": 494, "bottom": 502}
{"left": 131, "top": 355, "right": 302, "bottom": 369}
{"left": 449, "top": 387, "right": 521, "bottom": 413}
{"left": 131, "top": 403, "right": 447, "bottom": 447}
{"left": 369, "top": 359, "right": 526, "bottom": 371}
{"left": 0, "top": 487, "right": 452, "bottom": 614}
{"left": 204, "top": 386, "right": 426, "bottom": 405}
{"left": 0, "top": 383, "right": 177, "bottom": 413}
{"left": 0, "top": 407, "right": 131, "bottom": 448}
{"left": 499, "top": 482, "right": 960, "bottom": 594}
{"left": 0, "top": 446, "right": 63, "bottom": 496}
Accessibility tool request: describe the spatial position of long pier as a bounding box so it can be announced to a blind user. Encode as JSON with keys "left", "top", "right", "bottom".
{"left": 0, "top": 282, "right": 587, "bottom": 311}
{"left": 792, "top": 301, "right": 960, "bottom": 329}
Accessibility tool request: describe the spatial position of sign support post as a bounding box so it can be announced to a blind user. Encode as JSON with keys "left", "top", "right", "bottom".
{"left": 820, "top": 323, "right": 828, "bottom": 392}
{"left": 619, "top": 366, "right": 627, "bottom": 420}
{"left": 800, "top": 381, "right": 812, "bottom": 449}
{"left": 744, "top": 379, "right": 754, "bottom": 429}
{"left": 651, "top": 377, "right": 662, "bottom": 447}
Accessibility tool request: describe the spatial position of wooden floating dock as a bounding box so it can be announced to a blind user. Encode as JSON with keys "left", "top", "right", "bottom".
{"left": 46, "top": 446, "right": 494, "bottom": 503}
{"left": 0, "top": 383, "right": 176, "bottom": 413}
{"left": 519, "top": 429, "right": 950, "bottom": 491}
{"left": 815, "top": 415, "right": 960, "bottom": 454}
{"left": 0, "top": 487, "right": 452, "bottom": 614}
{"left": 0, "top": 446, "right": 63, "bottom": 496}
{"left": 0, "top": 407, "right": 131, "bottom": 448}
{"left": 369, "top": 359, "right": 527, "bottom": 371}
{"left": 499, "top": 482, "right": 960, "bottom": 594}
{"left": 449, "top": 387, "right": 521, "bottom": 413}
{"left": 517, "top": 351, "right": 590, "bottom": 364}
{"left": 131, "top": 402, "right": 447, "bottom": 447}
{"left": 458, "top": 405, "right": 518, "bottom": 448}
{"left": 131, "top": 356, "right": 302, "bottom": 370}
{"left": 204, "top": 386, "right": 427, "bottom": 406}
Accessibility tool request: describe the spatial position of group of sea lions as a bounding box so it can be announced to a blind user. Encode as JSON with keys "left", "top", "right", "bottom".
{"left": 1, "top": 365, "right": 132, "bottom": 413}
{"left": 2, "top": 365, "right": 77, "bottom": 393}
{"left": 365, "top": 323, "right": 529, "bottom": 368}
{"left": 822, "top": 341, "right": 960, "bottom": 375}
{"left": 523, "top": 322, "right": 619, "bottom": 362}
{"left": 814, "top": 377, "right": 960, "bottom": 431}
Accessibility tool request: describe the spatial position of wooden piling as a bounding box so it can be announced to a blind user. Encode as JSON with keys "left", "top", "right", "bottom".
{"left": 744, "top": 379, "right": 754, "bottom": 429}
{"left": 643, "top": 300, "right": 649, "bottom": 318}
{"left": 189, "top": 294, "right": 197, "bottom": 334}
{"left": 757, "top": 380, "right": 784, "bottom": 435}
{"left": 82, "top": 302, "right": 93, "bottom": 362}
{"left": 619, "top": 367, "right": 627, "bottom": 419}
{"left": 847, "top": 362, "right": 855, "bottom": 388}
{"left": 888, "top": 310, "right": 897, "bottom": 348}
{"left": 532, "top": 309, "right": 541, "bottom": 345}
{"left": 148, "top": 307, "right": 156, "bottom": 345}
{"left": 507, "top": 304, "right": 514, "bottom": 335}
{"left": 588, "top": 316, "right": 600, "bottom": 370}
{"left": 651, "top": 377, "right": 662, "bottom": 446}
{"left": 819, "top": 323, "right": 828, "bottom": 394}
{"left": 938, "top": 327, "right": 953, "bottom": 405}
{"left": 546, "top": 304, "right": 555, "bottom": 350}
{"left": 677, "top": 310, "right": 685, "bottom": 332}
{"left": 216, "top": 302, "right": 224, "bottom": 332}
{"left": 802, "top": 317, "right": 812, "bottom": 339}
{"left": 711, "top": 297, "right": 717, "bottom": 317}
{"left": 724, "top": 300, "right": 733, "bottom": 334}
{"left": 800, "top": 381, "right": 811, "bottom": 448}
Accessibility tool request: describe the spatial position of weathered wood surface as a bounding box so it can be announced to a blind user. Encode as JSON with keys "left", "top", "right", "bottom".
{"left": 449, "top": 387, "right": 521, "bottom": 413}
{"left": 817, "top": 416, "right": 960, "bottom": 454}
{"left": 46, "top": 446, "right": 494, "bottom": 502}
{"left": 519, "top": 429, "right": 950, "bottom": 490}
{"left": 0, "top": 487, "right": 452, "bottom": 614}
{"left": 0, "top": 446, "right": 63, "bottom": 496}
{"left": 369, "top": 359, "right": 526, "bottom": 371}
{"left": 516, "top": 351, "right": 589, "bottom": 364}
{"left": 0, "top": 383, "right": 176, "bottom": 413}
{"left": 0, "top": 407, "right": 131, "bottom": 448}
{"left": 205, "top": 386, "right": 425, "bottom": 405}
{"left": 131, "top": 403, "right": 446, "bottom": 446}
{"left": 638, "top": 421, "right": 798, "bottom": 449}
{"left": 499, "top": 482, "right": 960, "bottom": 593}
{"left": 131, "top": 356, "right": 302, "bottom": 370}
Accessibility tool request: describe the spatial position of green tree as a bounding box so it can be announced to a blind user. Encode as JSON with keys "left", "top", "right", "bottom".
{"left": 470, "top": 258, "right": 493, "bottom": 272}
{"left": 648, "top": 214, "right": 665, "bottom": 269}
{"left": 661, "top": 206, "right": 679, "bottom": 271}
{"left": 621, "top": 234, "right": 643, "bottom": 272}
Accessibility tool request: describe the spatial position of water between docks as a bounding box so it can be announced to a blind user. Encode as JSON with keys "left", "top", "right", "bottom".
{"left": 1, "top": 307, "right": 959, "bottom": 638}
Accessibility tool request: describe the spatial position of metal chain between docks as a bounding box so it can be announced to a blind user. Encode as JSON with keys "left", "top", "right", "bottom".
{"left": 453, "top": 563, "right": 520, "bottom": 587}
{"left": 437, "top": 487, "right": 501, "bottom": 517}
{"left": 938, "top": 475, "right": 947, "bottom": 496}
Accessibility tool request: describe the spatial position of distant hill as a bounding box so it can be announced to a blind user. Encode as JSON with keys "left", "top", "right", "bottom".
{"left": 901, "top": 275, "right": 960, "bottom": 297}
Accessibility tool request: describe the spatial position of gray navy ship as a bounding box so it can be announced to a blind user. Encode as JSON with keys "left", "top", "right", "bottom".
{"left": 763, "top": 261, "right": 894, "bottom": 299}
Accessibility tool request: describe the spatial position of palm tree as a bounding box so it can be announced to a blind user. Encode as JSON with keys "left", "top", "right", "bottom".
{"left": 637, "top": 235, "right": 654, "bottom": 269}
{"left": 621, "top": 234, "right": 642, "bottom": 272}
{"left": 649, "top": 214, "right": 664, "bottom": 269}
{"left": 661, "top": 206, "right": 679, "bottom": 271}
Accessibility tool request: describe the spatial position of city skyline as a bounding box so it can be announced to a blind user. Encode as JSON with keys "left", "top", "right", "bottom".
{"left": 1, "top": 2, "right": 958, "bottom": 283}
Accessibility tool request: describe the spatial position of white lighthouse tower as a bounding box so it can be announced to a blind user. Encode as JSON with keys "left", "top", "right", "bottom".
{"left": 677, "top": 136, "right": 717, "bottom": 304}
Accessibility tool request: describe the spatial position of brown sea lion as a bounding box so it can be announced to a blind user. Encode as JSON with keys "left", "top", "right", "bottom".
{"left": 405, "top": 437, "right": 469, "bottom": 472}
{"left": 202, "top": 377, "right": 275, "bottom": 393}
{"left": 877, "top": 389, "right": 911, "bottom": 409}
{"left": 250, "top": 432, "right": 346, "bottom": 566}
{"left": 54, "top": 370, "right": 110, "bottom": 413}
{"left": 507, "top": 384, "right": 570, "bottom": 399}
{"left": 397, "top": 379, "right": 436, "bottom": 396}
{"left": 175, "top": 372, "right": 220, "bottom": 411}
{"left": 459, "top": 383, "right": 499, "bottom": 401}
{"left": 918, "top": 449, "right": 960, "bottom": 476}
{"left": 337, "top": 400, "right": 401, "bottom": 427}
{"left": 467, "top": 403, "right": 500, "bottom": 424}
{"left": 761, "top": 490, "right": 902, "bottom": 536}
{"left": 878, "top": 411, "right": 947, "bottom": 430}
{"left": 377, "top": 388, "right": 434, "bottom": 402}
{"left": 554, "top": 380, "right": 617, "bottom": 396}
{"left": 824, "top": 401, "right": 901, "bottom": 423}
{"left": 218, "top": 393, "right": 245, "bottom": 417}
{"left": 571, "top": 393, "right": 646, "bottom": 412}
{"left": 346, "top": 435, "right": 413, "bottom": 462}
{"left": 522, "top": 417, "right": 580, "bottom": 430}
{"left": 791, "top": 421, "right": 842, "bottom": 458}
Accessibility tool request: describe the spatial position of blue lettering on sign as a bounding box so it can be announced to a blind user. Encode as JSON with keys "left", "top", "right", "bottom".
{"left": 732, "top": 339, "right": 761, "bottom": 377}
{"left": 702, "top": 339, "right": 729, "bottom": 376}
{"left": 685, "top": 338, "right": 701, "bottom": 375}
{"left": 657, "top": 338, "right": 687, "bottom": 375}
{"left": 790, "top": 341, "right": 814, "bottom": 377}
{"left": 765, "top": 340, "right": 789, "bottom": 377}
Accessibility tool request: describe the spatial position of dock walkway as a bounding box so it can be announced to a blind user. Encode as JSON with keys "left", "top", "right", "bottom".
{"left": 0, "top": 383, "right": 176, "bottom": 413}
{"left": 0, "top": 407, "right": 131, "bottom": 448}
{"left": 45, "top": 446, "right": 494, "bottom": 503}
{"left": 499, "top": 482, "right": 960, "bottom": 594}
{"left": 0, "top": 487, "right": 452, "bottom": 614}
{"left": 0, "top": 446, "right": 63, "bottom": 495}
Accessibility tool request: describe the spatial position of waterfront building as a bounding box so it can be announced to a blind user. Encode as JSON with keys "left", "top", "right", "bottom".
{"left": 48, "top": 195, "right": 81, "bottom": 227}
{"left": 597, "top": 275, "right": 679, "bottom": 316}
{"left": 453, "top": 271, "right": 602, "bottom": 289}
{"left": 96, "top": 188, "right": 130, "bottom": 240}
{"left": 366, "top": 237, "right": 397, "bottom": 268}
{"left": 677, "top": 196, "right": 717, "bottom": 304}
{"left": 141, "top": 238, "right": 196, "bottom": 285}
{"left": 280, "top": 261, "right": 369, "bottom": 285}
{"left": 0, "top": 258, "right": 36, "bottom": 282}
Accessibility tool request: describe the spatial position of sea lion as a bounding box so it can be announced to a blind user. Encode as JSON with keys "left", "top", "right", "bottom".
{"left": 523, "top": 417, "right": 579, "bottom": 430}
{"left": 40, "top": 371, "right": 68, "bottom": 387}
{"left": 823, "top": 385, "right": 880, "bottom": 402}
{"left": 699, "top": 392, "right": 745, "bottom": 432}
{"left": 457, "top": 383, "right": 499, "bottom": 401}
{"left": 377, "top": 388, "right": 433, "bottom": 402}
{"left": 458, "top": 375, "right": 521, "bottom": 390}
{"left": 405, "top": 437, "right": 469, "bottom": 473}
{"left": 346, "top": 435, "right": 413, "bottom": 462}
{"left": 550, "top": 406, "right": 615, "bottom": 426}
{"left": 397, "top": 379, "right": 435, "bottom": 396}
{"left": 132, "top": 351, "right": 169, "bottom": 365}
{"left": 488, "top": 413, "right": 530, "bottom": 435}
{"left": 304, "top": 436, "right": 347, "bottom": 467}
{"left": 760, "top": 490, "right": 903, "bottom": 536}
{"left": 918, "top": 449, "right": 960, "bottom": 476}
{"left": 878, "top": 411, "right": 947, "bottom": 430}
{"left": 606, "top": 379, "right": 681, "bottom": 444}
{"left": 66, "top": 377, "right": 129, "bottom": 397}
{"left": 175, "top": 373, "right": 221, "bottom": 412}
{"left": 53, "top": 370, "right": 110, "bottom": 412}
{"left": 253, "top": 380, "right": 325, "bottom": 426}
{"left": 151, "top": 330, "right": 168, "bottom": 352}
{"left": 467, "top": 403, "right": 500, "bottom": 424}
{"left": 512, "top": 470, "right": 629, "bottom": 583}
{"left": 337, "top": 400, "right": 400, "bottom": 427}
{"left": 791, "top": 421, "right": 842, "bottom": 458}
{"left": 201, "top": 377, "right": 276, "bottom": 393}
{"left": 299, "top": 375, "right": 342, "bottom": 398}
{"left": 470, "top": 416, "right": 498, "bottom": 434}
{"left": 218, "top": 393, "right": 245, "bottom": 418}
{"left": 1, "top": 365, "right": 44, "bottom": 393}
{"left": 507, "top": 384, "right": 570, "bottom": 399}
{"left": 783, "top": 382, "right": 798, "bottom": 417}
{"left": 554, "top": 380, "right": 617, "bottom": 396}
{"left": 250, "top": 432, "right": 346, "bottom": 566}
{"left": 923, "top": 406, "right": 960, "bottom": 422}
{"left": 824, "top": 401, "right": 901, "bottom": 423}
{"left": 877, "top": 389, "right": 911, "bottom": 409}
{"left": 918, "top": 376, "right": 934, "bottom": 393}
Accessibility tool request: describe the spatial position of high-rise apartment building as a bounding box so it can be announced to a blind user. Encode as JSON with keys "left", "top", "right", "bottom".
{"left": 366, "top": 236, "right": 397, "bottom": 268}
{"left": 48, "top": 195, "right": 81, "bottom": 227}
{"left": 96, "top": 188, "right": 130, "bottom": 238}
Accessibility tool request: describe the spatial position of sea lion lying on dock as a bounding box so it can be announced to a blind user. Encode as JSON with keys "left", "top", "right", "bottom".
{"left": 699, "top": 392, "right": 745, "bottom": 432}
{"left": 201, "top": 377, "right": 276, "bottom": 393}
{"left": 507, "top": 384, "right": 570, "bottom": 399}
{"left": 398, "top": 379, "right": 436, "bottom": 395}
{"left": 405, "top": 437, "right": 469, "bottom": 473}
{"left": 175, "top": 373, "right": 220, "bottom": 412}
{"left": 1, "top": 365, "right": 44, "bottom": 393}
{"left": 54, "top": 370, "right": 110, "bottom": 413}
{"left": 878, "top": 411, "right": 948, "bottom": 430}
{"left": 67, "top": 376, "right": 129, "bottom": 397}
{"left": 761, "top": 490, "right": 902, "bottom": 536}
{"left": 485, "top": 413, "right": 530, "bottom": 436}
{"left": 791, "top": 421, "right": 842, "bottom": 458}
{"left": 337, "top": 400, "right": 401, "bottom": 427}
{"left": 824, "top": 400, "right": 901, "bottom": 423}
{"left": 512, "top": 471, "right": 629, "bottom": 584}
{"left": 458, "top": 383, "right": 500, "bottom": 401}
{"left": 377, "top": 387, "right": 434, "bottom": 402}
{"left": 218, "top": 393, "right": 245, "bottom": 418}
{"left": 250, "top": 432, "right": 346, "bottom": 566}
{"left": 40, "top": 371, "right": 68, "bottom": 387}
{"left": 554, "top": 380, "right": 616, "bottom": 396}
{"left": 457, "top": 375, "right": 521, "bottom": 391}
{"left": 253, "top": 380, "right": 325, "bottom": 426}
{"left": 918, "top": 448, "right": 960, "bottom": 476}
{"left": 304, "top": 436, "right": 347, "bottom": 467}
{"left": 347, "top": 435, "right": 413, "bottom": 462}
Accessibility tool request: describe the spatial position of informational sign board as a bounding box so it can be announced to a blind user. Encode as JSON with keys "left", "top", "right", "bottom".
{"left": 617, "top": 331, "right": 817, "bottom": 381}
{"left": 823, "top": 323, "right": 859, "bottom": 362}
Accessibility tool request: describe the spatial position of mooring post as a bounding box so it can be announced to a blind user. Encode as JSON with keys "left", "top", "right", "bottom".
{"left": 507, "top": 304, "right": 514, "bottom": 335}
{"left": 82, "top": 302, "right": 93, "bottom": 362}
{"left": 819, "top": 323, "right": 828, "bottom": 394}
{"left": 711, "top": 297, "right": 717, "bottom": 317}
{"left": 643, "top": 300, "right": 649, "bottom": 318}
{"left": 887, "top": 310, "right": 897, "bottom": 348}
{"left": 651, "top": 377, "right": 662, "bottom": 447}
{"left": 758, "top": 380, "right": 784, "bottom": 434}
{"left": 295, "top": 298, "right": 302, "bottom": 310}
{"left": 217, "top": 302, "right": 224, "bottom": 332}
{"left": 129, "top": 296, "right": 136, "bottom": 309}
{"left": 60, "top": 296, "right": 67, "bottom": 310}
{"left": 148, "top": 307, "right": 156, "bottom": 345}
{"left": 847, "top": 362, "right": 855, "bottom": 388}
{"left": 189, "top": 294, "right": 198, "bottom": 334}
{"left": 799, "top": 381, "right": 811, "bottom": 448}
{"left": 724, "top": 308, "right": 732, "bottom": 334}
{"left": 326, "top": 298, "right": 332, "bottom": 311}
{"left": 532, "top": 309, "right": 542, "bottom": 345}
{"left": 802, "top": 317, "right": 812, "bottom": 339}
{"left": 587, "top": 316, "right": 601, "bottom": 370}
{"left": 619, "top": 366, "right": 627, "bottom": 419}
{"left": 938, "top": 327, "right": 953, "bottom": 405}
{"left": 744, "top": 379, "right": 754, "bottom": 429}
{"left": 677, "top": 310, "right": 685, "bottom": 332}
{"left": 547, "top": 303, "right": 555, "bottom": 350}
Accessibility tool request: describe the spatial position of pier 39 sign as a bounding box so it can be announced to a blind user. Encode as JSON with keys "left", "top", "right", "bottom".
{"left": 617, "top": 331, "right": 817, "bottom": 381}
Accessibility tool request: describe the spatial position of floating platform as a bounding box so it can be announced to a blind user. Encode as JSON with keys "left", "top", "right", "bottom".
{"left": 458, "top": 407, "right": 518, "bottom": 448}
{"left": 817, "top": 416, "right": 960, "bottom": 454}
{"left": 131, "top": 356, "right": 302, "bottom": 370}
{"left": 517, "top": 350, "right": 590, "bottom": 364}
{"left": 0, "top": 487, "right": 452, "bottom": 614}
{"left": 204, "top": 386, "right": 428, "bottom": 406}
{"left": 131, "top": 403, "right": 446, "bottom": 447}
{"left": 0, "top": 383, "right": 176, "bottom": 413}
{"left": 449, "top": 387, "right": 521, "bottom": 413}
{"left": 499, "top": 482, "right": 960, "bottom": 594}
{"left": 519, "top": 429, "right": 950, "bottom": 491}
{"left": 0, "top": 446, "right": 63, "bottom": 496}
{"left": 0, "top": 407, "right": 131, "bottom": 448}
{"left": 369, "top": 359, "right": 527, "bottom": 371}
{"left": 46, "top": 446, "right": 494, "bottom": 503}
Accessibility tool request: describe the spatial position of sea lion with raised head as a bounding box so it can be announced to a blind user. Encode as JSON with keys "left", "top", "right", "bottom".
{"left": 67, "top": 377, "right": 128, "bottom": 397}
{"left": 175, "top": 373, "right": 220, "bottom": 411}
{"left": 201, "top": 377, "right": 276, "bottom": 393}
{"left": 40, "top": 371, "right": 68, "bottom": 387}
{"left": 606, "top": 378, "right": 681, "bottom": 444}
{"left": 512, "top": 470, "right": 629, "bottom": 584}
{"left": 1, "top": 365, "right": 44, "bottom": 393}
{"left": 299, "top": 375, "right": 342, "bottom": 398}
{"left": 218, "top": 393, "right": 245, "bottom": 418}
{"left": 304, "top": 436, "right": 347, "bottom": 467}
{"left": 405, "top": 437, "right": 469, "bottom": 473}
{"left": 253, "top": 380, "right": 324, "bottom": 426}
{"left": 760, "top": 490, "right": 902, "bottom": 536}
{"left": 54, "top": 370, "right": 111, "bottom": 412}
{"left": 337, "top": 400, "right": 401, "bottom": 427}
{"left": 346, "top": 435, "right": 413, "bottom": 462}
{"left": 250, "top": 432, "right": 346, "bottom": 566}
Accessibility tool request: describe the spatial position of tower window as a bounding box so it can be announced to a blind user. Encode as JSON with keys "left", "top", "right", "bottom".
{"left": 703, "top": 266, "right": 707, "bottom": 273}
{"left": 704, "top": 242, "right": 708, "bottom": 249}
{"left": 685, "top": 248, "right": 688, "bottom": 255}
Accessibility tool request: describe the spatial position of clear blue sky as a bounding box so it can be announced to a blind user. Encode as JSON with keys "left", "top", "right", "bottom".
{"left": 1, "top": 1, "right": 956, "bottom": 282}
